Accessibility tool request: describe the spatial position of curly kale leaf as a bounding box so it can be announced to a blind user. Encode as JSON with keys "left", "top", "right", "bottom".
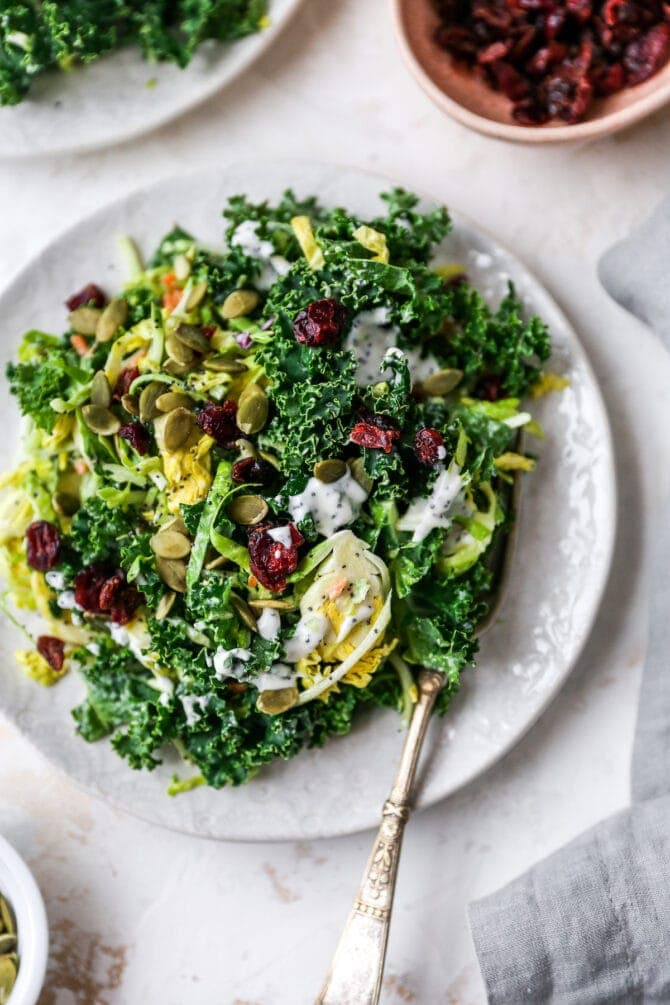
{"left": 67, "top": 498, "right": 137, "bottom": 567}
{"left": 6, "top": 331, "right": 87, "bottom": 433}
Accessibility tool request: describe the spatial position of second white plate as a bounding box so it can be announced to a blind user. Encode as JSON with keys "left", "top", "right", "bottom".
{"left": 0, "top": 162, "right": 616, "bottom": 840}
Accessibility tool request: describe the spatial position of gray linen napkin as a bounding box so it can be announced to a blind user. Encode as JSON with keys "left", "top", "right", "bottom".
{"left": 468, "top": 197, "right": 670, "bottom": 1004}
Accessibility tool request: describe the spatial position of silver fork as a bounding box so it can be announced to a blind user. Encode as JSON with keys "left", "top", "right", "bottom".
{"left": 316, "top": 667, "right": 445, "bottom": 1005}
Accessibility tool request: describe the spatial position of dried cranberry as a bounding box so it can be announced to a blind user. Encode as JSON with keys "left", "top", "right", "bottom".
{"left": 231, "top": 456, "right": 277, "bottom": 485}
{"left": 25, "top": 521, "right": 61, "bottom": 571}
{"left": 73, "top": 565, "right": 143, "bottom": 624}
{"left": 66, "top": 284, "right": 106, "bottom": 311}
{"left": 293, "top": 299, "right": 347, "bottom": 348}
{"left": 350, "top": 414, "right": 401, "bottom": 454}
{"left": 197, "top": 400, "right": 240, "bottom": 448}
{"left": 247, "top": 524, "right": 304, "bottom": 593}
{"left": 37, "top": 635, "right": 65, "bottom": 671}
{"left": 119, "top": 421, "right": 150, "bottom": 455}
{"left": 414, "top": 428, "right": 447, "bottom": 466}
{"left": 591, "top": 60, "right": 626, "bottom": 92}
{"left": 624, "top": 23, "right": 670, "bottom": 82}
{"left": 200, "top": 325, "right": 217, "bottom": 340}
{"left": 113, "top": 366, "right": 140, "bottom": 401}
{"left": 475, "top": 375, "right": 503, "bottom": 401}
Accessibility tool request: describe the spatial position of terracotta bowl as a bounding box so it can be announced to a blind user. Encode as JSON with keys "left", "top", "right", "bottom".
{"left": 393, "top": 0, "right": 670, "bottom": 143}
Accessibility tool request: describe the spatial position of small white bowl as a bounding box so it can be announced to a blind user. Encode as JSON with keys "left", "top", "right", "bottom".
{"left": 0, "top": 835, "right": 48, "bottom": 1005}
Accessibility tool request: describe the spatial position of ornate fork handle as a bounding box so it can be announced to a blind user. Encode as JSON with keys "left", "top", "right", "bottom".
{"left": 316, "top": 668, "right": 445, "bottom": 1005}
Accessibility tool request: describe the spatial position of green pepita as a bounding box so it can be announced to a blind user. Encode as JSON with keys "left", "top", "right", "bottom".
{"left": 0, "top": 935, "right": 15, "bottom": 955}
{"left": 121, "top": 393, "right": 140, "bottom": 416}
{"left": 139, "top": 382, "right": 165, "bottom": 422}
{"left": 205, "top": 357, "right": 247, "bottom": 374}
{"left": 52, "top": 491, "right": 80, "bottom": 517}
{"left": 237, "top": 385, "right": 268, "bottom": 436}
{"left": 163, "top": 358, "right": 192, "bottom": 377}
{"left": 221, "top": 289, "right": 260, "bottom": 320}
{"left": 163, "top": 516, "right": 188, "bottom": 536}
{"left": 155, "top": 557, "right": 187, "bottom": 593}
{"left": 68, "top": 306, "right": 101, "bottom": 335}
{"left": 205, "top": 555, "right": 229, "bottom": 571}
{"left": 0, "top": 954, "right": 16, "bottom": 1000}
{"left": 348, "top": 456, "right": 373, "bottom": 494}
{"left": 90, "top": 370, "right": 112, "bottom": 408}
{"left": 227, "top": 494, "right": 269, "bottom": 526}
{"left": 96, "top": 298, "right": 128, "bottom": 343}
{"left": 163, "top": 407, "right": 193, "bottom": 452}
{"left": 259, "top": 450, "right": 281, "bottom": 470}
{"left": 0, "top": 897, "right": 13, "bottom": 935}
{"left": 155, "top": 391, "right": 193, "bottom": 413}
{"left": 174, "top": 324, "right": 210, "bottom": 353}
{"left": 186, "top": 280, "right": 208, "bottom": 311}
{"left": 230, "top": 593, "right": 257, "bottom": 632}
{"left": 313, "top": 459, "right": 347, "bottom": 483}
{"left": 165, "top": 332, "right": 196, "bottom": 367}
{"left": 416, "top": 368, "right": 463, "bottom": 397}
{"left": 257, "top": 687, "right": 299, "bottom": 715}
{"left": 155, "top": 591, "right": 176, "bottom": 621}
{"left": 82, "top": 404, "right": 120, "bottom": 436}
{"left": 248, "top": 599, "right": 295, "bottom": 611}
{"left": 150, "top": 529, "right": 191, "bottom": 559}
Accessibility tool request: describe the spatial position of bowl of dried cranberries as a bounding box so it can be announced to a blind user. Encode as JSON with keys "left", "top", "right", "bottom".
{"left": 393, "top": 0, "right": 670, "bottom": 142}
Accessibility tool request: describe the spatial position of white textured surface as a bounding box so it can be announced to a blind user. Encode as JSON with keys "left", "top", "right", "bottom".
{"left": 0, "top": 0, "right": 669, "bottom": 1000}
{"left": 0, "top": 162, "right": 614, "bottom": 842}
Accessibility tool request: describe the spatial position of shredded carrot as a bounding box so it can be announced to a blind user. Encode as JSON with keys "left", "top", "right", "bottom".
{"left": 160, "top": 271, "right": 178, "bottom": 290}
{"left": 247, "top": 575, "right": 258, "bottom": 589}
{"left": 73, "top": 460, "right": 89, "bottom": 475}
{"left": 70, "top": 334, "right": 89, "bottom": 356}
{"left": 162, "top": 289, "right": 182, "bottom": 313}
{"left": 328, "top": 577, "right": 349, "bottom": 600}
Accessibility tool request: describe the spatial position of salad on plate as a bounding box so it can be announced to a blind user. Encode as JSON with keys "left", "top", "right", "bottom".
{"left": 0, "top": 188, "right": 556, "bottom": 791}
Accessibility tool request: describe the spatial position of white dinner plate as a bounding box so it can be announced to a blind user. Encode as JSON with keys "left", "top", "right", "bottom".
{"left": 0, "top": 0, "right": 302, "bottom": 159}
{"left": 0, "top": 162, "right": 616, "bottom": 840}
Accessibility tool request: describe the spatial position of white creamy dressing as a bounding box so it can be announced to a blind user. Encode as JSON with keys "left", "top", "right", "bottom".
{"left": 343, "top": 308, "right": 438, "bottom": 385}
{"left": 397, "top": 466, "right": 464, "bottom": 543}
{"left": 336, "top": 603, "right": 373, "bottom": 644}
{"left": 256, "top": 607, "right": 281, "bottom": 641}
{"left": 230, "top": 220, "right": 290, "bottom": 291}
{"left": 287, "top": 470, "right": 368, "bottom": 538}
{"left": 212, "top": 647, "right": 252, "bottom": 681}
{"left": 56, "top": 590, "right": 79, "bottom": 611}
{"left": 255, "top": 663, "right": 297, "bottom": 691}
{"left": 267, "top": 526, "right": 294, "bottom": 548}
{"left": 108, "top": 621, "right": 150, "bottom": 664}
{"left": 179, "top": 693, "right": 210, "bottom": 727}
{"left": 283, "top": 613, "right": 329, "bottom": 662}
{"left": 45, "top": 571, "right": 66, "bottom": 591}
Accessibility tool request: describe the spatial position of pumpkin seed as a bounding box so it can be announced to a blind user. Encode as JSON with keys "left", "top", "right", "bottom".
{"left": 174, "top": 323, "right": 210, "bottom": 353}
{"left": 0, "top": 954, "right": 16, "bottom": 998}
{"left": 257, "top": 686, "right": 299, "bottom": 715}
{"left": 205, "top": 356, "right": 247, "bottom": 374}
{"left": 68, "top": 306, "right": 101, "bottom": 335}
{"left": 139, "top": 381, "right": 165, "bottom": 421}
{"left": 155, "top": 591, "right": 176, "bottom": 621}
{"left": 348, "top": 456, "right": 373, "bottom": 494}
{"left": 0, "top": 935, "right": 15, "bottom": 954}
{"left": 230, "top": 593, "right": 257, "bottom": 632}
{"left": 205, "top": 555, "right": 229, "bottom": 571}
{"left": 237, "top": 385, "right": 268, "bottom": 436}
{"left": 227, "top": 494, "right": 269, "bottom": 526}
{"left": 165, "top": 332, "right": 196, "bottom": 367}
{"left": 163, "top": 516, "right": 188, "bottom": 536}
{"left": 163, "top": 358, "right": 191, "bottom": 377}
{"left": 259, "top": 450, "right": 281, "bottom": 470}
{"left": 248, "top": 599, "right": 295, "bottom": 611}
{"left": 90, "top": 370, "right": 112, "bottom": 408}
{"left": 416, "top": 368, "right": 463, "bottom": 397}
{"left": 96, "top": 298, "right": 128, "bottom": 343}
{"left": 82, "top": 404, "right": 120, "bottom": 436}
{"left": 150, "top": 529, "right": 191, "bottom": 559}
{"left": 163, "top": 407, "right": 193, "bottom": 451}
{"left": 314, "top": 458, "right": 347, "bottom": 483}
{"left": 173, "top": 254, "right": 191, "bottom": 281}
{"left": 236, "top": 439, "right": 257, "bottom": 459}
{"left": 155, "top": 557, "right": 187, "bottom": 593}
{"left": 156, "top": 391, "right": 193, "bottom": 413}
{"left": 0, "top": 897, "right": 13, "bottom": 935}
{"left": 121, "top": 393, "right": 140, "bottom": 416}
{"left": 52, "top": 491, "right": 80, "bottom": 517}
{"left": 186, "top": 280, "right": 208, "bottom": 311}
{"left": 221, "top": 289, "right": 260, "bottom": 320}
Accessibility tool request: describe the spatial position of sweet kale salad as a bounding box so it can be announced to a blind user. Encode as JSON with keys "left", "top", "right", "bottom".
{"left": 0, "top": 188, "right": 555, "bottom": 790}
{"left": 0, "top": 0, "right": 268, "bottom": 105}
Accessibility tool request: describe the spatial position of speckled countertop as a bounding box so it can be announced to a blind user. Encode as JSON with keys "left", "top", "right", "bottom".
{"left": 1, "top": 1, "right": 670, "bottom": 1002}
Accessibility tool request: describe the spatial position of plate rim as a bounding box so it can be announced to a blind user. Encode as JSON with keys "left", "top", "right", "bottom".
{"left": 0, "top": 0, "right": 305, "bottom": 160}
{"left": 0, "top": 160, "right": 617, "bottom": 841}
